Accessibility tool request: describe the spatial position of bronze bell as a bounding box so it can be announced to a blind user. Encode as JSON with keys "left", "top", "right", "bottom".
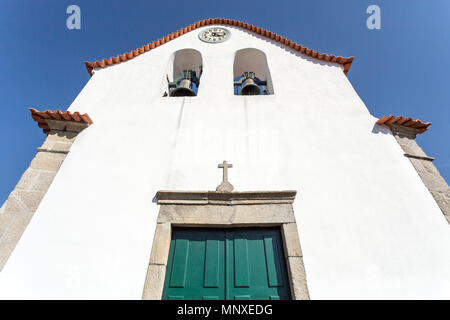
{"left": 170, "top": 78, "right": 196, "bottom": 97}
{"left": 234, "top": 72, "right": 267, "bottom": 96}
{"left": 169, "top": 70, "right": 199, "bottom": 97}
{"left": 241, "top": 78, "right": 261, "bottom": 95}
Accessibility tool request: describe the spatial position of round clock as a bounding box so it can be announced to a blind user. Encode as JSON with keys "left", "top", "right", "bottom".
{"left": 198, "top": 27, "right": 230, "bottom": 43}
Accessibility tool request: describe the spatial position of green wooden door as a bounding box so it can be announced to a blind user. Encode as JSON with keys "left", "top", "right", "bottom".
{"left": 162, "top": 229, "right": 226, "bottom": 300}
{"left": 162, "top": 228, "right": 291, "bottom": 300}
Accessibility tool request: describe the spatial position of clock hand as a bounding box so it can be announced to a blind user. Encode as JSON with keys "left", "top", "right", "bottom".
{"left": 211, "top": 31, "right": 225, "bottom": 37}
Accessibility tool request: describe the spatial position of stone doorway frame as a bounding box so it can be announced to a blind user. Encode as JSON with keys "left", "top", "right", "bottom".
{"left": 142, "top": 190, "right": 309, "bottom": 300}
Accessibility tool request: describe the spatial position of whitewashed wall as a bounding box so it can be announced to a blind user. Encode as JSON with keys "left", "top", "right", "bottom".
{"left": 0, "top": 25, "right": 449, "bottom": 299}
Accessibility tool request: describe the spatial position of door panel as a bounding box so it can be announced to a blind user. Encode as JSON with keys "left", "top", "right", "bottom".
{"left": 162, "top": 229, "right": 226, "bottom": 300}
{"left": 263, "top": 235, "right": 284, "bottom": 287}
{"left": 233, "top": 237, "right": 250, "bottom": 287}
{"left": 168, "top": 238, "right": 189, "bottom": 288}
{"left": 162, "top": 228, "right": 291, "bottom": 300}
{"left": 204, "top": 239, "right": 221, "bottom": 288}
{"left": 226, "top": 229, "right": 291, "bottom": 300}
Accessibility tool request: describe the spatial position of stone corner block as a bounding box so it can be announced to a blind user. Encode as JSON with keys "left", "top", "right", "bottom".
{"left": 281, "top": 223, "right": 303, "bottom": 257}
{"left": 11, "top": 190, "right": 46, "bottom": 213}
{"left": 30, "top": 151, "right": 66, "bottom": 171}
{"left": 142, "top": 264, "right": 166, "bottom": 300}
{"left": 0, "top": 213, "right": 33, "bottom": 269}
{"left": 149, "top": 223, "right": 171, "bottom": 265}
{"left": 287, "top": 256, "right": 309, "bottom": 300}
{"left": 2, "top": 195, "right": 27, "bottom": 214}
{"left": 0, "top": 213, "right": 15, "bottom": 237}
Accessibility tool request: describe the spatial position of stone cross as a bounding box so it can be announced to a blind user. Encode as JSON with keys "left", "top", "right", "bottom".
{"left": 216, "top": 160, "right": 234, "bottom": 193}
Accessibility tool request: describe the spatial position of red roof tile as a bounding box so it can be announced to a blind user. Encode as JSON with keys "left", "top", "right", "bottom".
{"left": 376, "top": 115, "right": 431, "bottom": 134}
{"left": 84, "top": 18, "right": 354, "bottom": 76}
{"left": 30, "top": 108, "right": 93, "bottom": 134}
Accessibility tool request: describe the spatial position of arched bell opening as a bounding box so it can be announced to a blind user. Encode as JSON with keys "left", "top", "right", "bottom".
{"left": 162, "top": 49, "right": 203, "bottom": 97}
{"left": 233, "top": 48, "right": 274, "bottom": 96}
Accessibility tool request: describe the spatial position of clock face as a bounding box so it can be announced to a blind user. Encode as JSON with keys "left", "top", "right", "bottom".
{"left": 198, "top": 27, "right": 230, "bottom": 43}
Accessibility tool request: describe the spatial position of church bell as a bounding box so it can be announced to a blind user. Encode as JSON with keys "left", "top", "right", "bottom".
{"left": 234, "top": 72, "right": 267, "bottom": 96}
{"left": 168, "top": 70, "right": 199, "bottom": 97}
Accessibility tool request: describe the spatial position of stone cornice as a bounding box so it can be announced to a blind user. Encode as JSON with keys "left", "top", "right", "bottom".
{"left": 29, "top": 108, "right": 92, "bottom": 135}
{"left": 45, "top": 119, "right": 90, "bottom": 133}
{"left": 156, "top": 190, "right": 297, "bottom": 205}
{"left": 389, "top": 124, "right": 422, "bottom": 139}
{"left": 376, "top": 116, "right": 431, "bottom": 137}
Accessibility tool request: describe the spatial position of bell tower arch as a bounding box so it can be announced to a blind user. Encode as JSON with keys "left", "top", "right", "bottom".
{"left": 233, "top": 48, "right": 274, "bottom": 95}
{"left": 162, "top": 48, "right": 203, "bottom": 97}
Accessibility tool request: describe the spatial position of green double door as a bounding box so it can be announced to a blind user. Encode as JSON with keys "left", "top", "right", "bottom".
{"left": 162, "top": 228, "right": 291, "bottom": 300}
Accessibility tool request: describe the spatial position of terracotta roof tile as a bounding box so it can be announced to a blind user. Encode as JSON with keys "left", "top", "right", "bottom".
{"left": 84, "top": 18, "right": 354, "bottom": 76}
{"left": 30, "top": 108, "right": 93, "bottom": 134}
{"left": 376, "top": 115, "right": 431, "bottom": 134}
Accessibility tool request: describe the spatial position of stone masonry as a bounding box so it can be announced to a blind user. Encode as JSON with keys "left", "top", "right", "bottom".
{"left": 390, "top": 124, "right": 450, "bottom": 224}
{"left": 0, "top": 119, "right": 89, "bottom": 270}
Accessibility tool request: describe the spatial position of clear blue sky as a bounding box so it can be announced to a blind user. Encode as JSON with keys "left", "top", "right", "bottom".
{"left": 1, "top": 0, "right": 449, "bottom": 205}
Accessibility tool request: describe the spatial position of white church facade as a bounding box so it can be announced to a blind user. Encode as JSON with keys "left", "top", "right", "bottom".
{"left": 0, "top": 18, "right": 449, "bottom": 299}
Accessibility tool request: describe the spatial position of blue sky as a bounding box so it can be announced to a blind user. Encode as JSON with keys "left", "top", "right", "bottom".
{"left": 0, "top": 0, "right": 449, "bottom": 205}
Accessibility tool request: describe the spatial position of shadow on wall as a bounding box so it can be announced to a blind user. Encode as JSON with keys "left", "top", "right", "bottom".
{"left": 372, "top": 123, "right": 392, "bottom": 135}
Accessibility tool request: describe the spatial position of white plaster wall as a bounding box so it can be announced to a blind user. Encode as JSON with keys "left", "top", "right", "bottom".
{"left": 0, "top": 25, "right": 449, "bottom": 299}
